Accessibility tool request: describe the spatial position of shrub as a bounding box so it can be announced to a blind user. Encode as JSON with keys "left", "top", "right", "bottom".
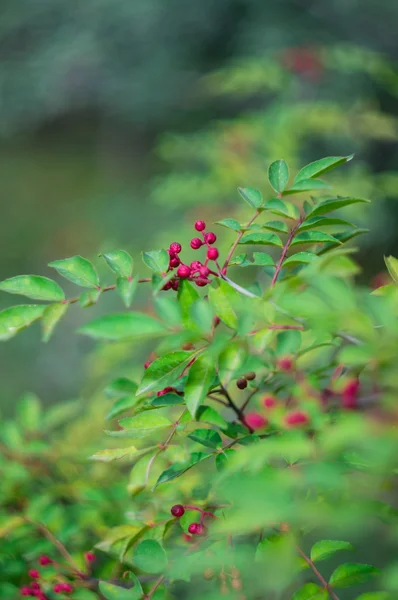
{"left": 1, "top": 155, "right": 398, "bottom": 599}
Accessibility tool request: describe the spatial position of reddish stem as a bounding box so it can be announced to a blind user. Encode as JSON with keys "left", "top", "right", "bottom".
{"left": 222, "top": 210, "right": 260, "bottom": 274}
{"left": 270, "top": 217, "right": 304, "bottom": 287}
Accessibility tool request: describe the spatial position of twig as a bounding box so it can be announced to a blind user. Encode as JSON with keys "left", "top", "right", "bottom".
{"left": 222, "top": 210, "right": 260, "bottom": 274}
{"left": 240, "top": 387, "right": 259, "bottom": 412}
{"left": 217, "top": 383, "right": 253, "bottom": 433}
{"left": 145, "top": 410, "right": 187, "bottom": 485}
{"left": 144, "top": 575, "right": 165, "bottom": 599}
{"left": 296, "top": 546, "right": 340, "bottom": 600}
{"left": 65, "top": 279, "right": 151, "bottom": 305}
{"left": 271, "top": 216, "right": 304, "bottom": 287}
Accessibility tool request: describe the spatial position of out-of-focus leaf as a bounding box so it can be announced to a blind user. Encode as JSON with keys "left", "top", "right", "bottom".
{"left": 0, "top": 304, "right": 45, "bottom": 341}
{"left": 133, "top": 540, "right": 167, "bottom": 573}
{"left": 41, "top": 302, "right": 68, "bottom": 342}
{"left": 90, "top": 445, "right": 156, "bottom": 462}
{"left": 291, "top": 582, "right": 328, "bottom": 599}
{"left": 385, "top": 256, "right": 398, "bottom": 283}
{"left": 329, "top": 563, "right": 380, "bottom": 588}
{"left": 311, "top": 540, "right": 353, "bottom": 563}
{"left": 0, "top": 275, "right": 65, "bottom": 301}
{"left": 185, "top": 353, "right": 216, "bottom": 417}
{"left": 79, "top": 313, "right": 166, "bottom": 341}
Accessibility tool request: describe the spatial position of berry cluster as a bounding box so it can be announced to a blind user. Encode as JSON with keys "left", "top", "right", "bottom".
{"left": 163, "top": 221, "right": 220, "bottom": 290}
{"left": 170, "top": 504, "right": 215, "bottom": 538}
{"left": 243, "top": 393, "right": 310, "bottom": 431}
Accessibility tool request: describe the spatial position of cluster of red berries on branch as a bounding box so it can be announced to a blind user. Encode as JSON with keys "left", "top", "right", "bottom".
{"left": 20, "top": 553, "right": 95, "bottom": 597}
{"left": 163, "top": 221, "right": 220, "bottom": 290}
{"left": 170, "top": 504, "right": 215, "bottom": 538}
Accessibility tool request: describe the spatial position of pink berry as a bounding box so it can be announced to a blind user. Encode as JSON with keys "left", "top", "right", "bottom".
{"left": 195, "top": 220, "right": 206, "bottom": 232}
{"left": 188, "top": 522, "right": 204, "bottom": 535}
{"left": 169, "top": 256, "right": 180, "bottom": 268}
{"left": 170, "top": 242, "right": 182, "bottom": 254}
{"left": 162, "top": 281, "right": 172, "bottom": 291}
{"left": 31, "top": 583, "right": 41, "bottom": 591}
{"left": 29, "top": 570, "right": 40, "bottom": 579}
{"left": 190, "top": 237, "right": 203, "bottom": 250}
{"left": 21, "top": 588, "right": 32, "bottom": 597}
{"left": 177, "top": 265, "right": 191, "bottom": 278}
{"left": 341, "top": 378, "right": 360, "bottom": 409}
{"left": 171, "top": 279, "right": 180, "bottom": 291}
{"left": 195, "top": 279, "right": 207, "bottom": 287}
{"left": 244, "top": 412, "right": 267, "bottom": 430}
{"left": 207, "top": 247, "right": 219, "bottom": 261}
{"left": 199, "top": 266, "right": 210, "bottom": 277}
{"left": 285, "top": 410, "right": 309, "bottom": 427}
{"left": 262, "top": 395, "right": 276, "bottom": 409}
{"left": 190, "top": 261, "right": 202, "bottom": 272}
{"left": 61, "top": 583, "right": 73, "bottom": 593}
{"left": 204, "top": 232, "right": 216, "bottom": 245}
{"left": 85, "top": 552, "right": 96, "bottom": 563}
{"left": 144, "top": 360, "right": 152, "bottom": 369}
{"left": 278, "top": 356, "right": 293, "bottom": 371}
{"left": 171, "top": 504, "right": 185, "bottom": 517}
{"left": 38, "top": 556, "right": 52, "bottom": 566}
{"left": 53, "top": 585, "right": 63, "bottom": 594}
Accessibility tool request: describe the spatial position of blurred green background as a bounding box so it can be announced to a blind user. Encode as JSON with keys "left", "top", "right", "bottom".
{"left": 1, "top": 0, "right": 398, "bottom": 413}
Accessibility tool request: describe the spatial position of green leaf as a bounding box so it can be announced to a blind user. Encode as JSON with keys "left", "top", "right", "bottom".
{"left": 355, "top": 593, "right": 391, "bottom": 600}
{"left": 208, "top": 279, "right": 238, "bottom": 329}
{"left": 268, "top": 159, "right": 289, "bottom": 193}
{"left": 101, "top": 250, "right": 134, "bottom": 278}
{"left": 291, "top": 583, "right": 328, "bottom": 599}
{"left": 99, "top": 580, "right": 142, "bottom": 600}
{"left": 41, "top": 302, "right": 68, "bottom": 342}
{"left": 133, "top": 540, "right": 167, "bottom": 573}
{"left": 116, "top": 276, "right": 138, "bottom": 308}
{"left": 276, "top": 330, "right": 301, "bottom": 356}
{"left": 294, "top": 155, "right": 354, "bottom": 183}
{"left": 91, "top": 445, "right": 155, "bottom": 462}
{"left": 0, "top": 275, "right": 65, "bottom": 301}
{"left": 218, "top": 341, "right": 247, "bottom": 386}
{"left": 385, "top": 256, "right": 398, "bottom": 283}
{"left": 185, "top": 354, "right": 216, "bottom": 417}
{"left": 79, "top": 312, "right": 166, "bottom": 341}
{"left": 308, "top": 197, "right": 370, "bottom": 217}
{"left": 239, "top": 232, "right": 283, "bottom": 247}
{"left": 137, "top": 351, "right": 194, "bottom": 395}
{"left": 0, "top": 305, "right": 45, "bottom": 341}
{"left": 253, "top": 252, "right": 275, "bottom": 266}
{"left": 329, "top": 564, "right": 380, "bottom": 588}
{"left": 261, "top": 220, "right": 289, "bottom": 234}
{"left": 284, "top": 179, "right": 330, "bottom": 195}
{"left": 150, "top": 393, "right": 184, "bottom": 407}
{"left": 106, "top": 396, "right": 142, "bottom": 420}
{"left": 283, "top": 252, "right": 317, "bottom": 267}
{"left": 265, "top": 198, "right": 300, "bottom": 220}
{"left": 311, "top": 540, "right": 353, "bottom": 563}
{"left": 197, "top": 405, "right": 228, "bottom": 429}
{"left": 142, "top": 249, "right": 169, "bottom": 273}
{"left": 178, "top": 280, "right": 200, "bottom": 330}
{"left": 190, "top": 299, "right": 214, "bottom": 334}
{"left": 298, "top": 216, "right": 356, "bottom": 232}
{"left": 291, "top": 232, "right": 341, "bottom": 246}
{"left": 119, "top": 410, "right": 172, "bottom": 438}
{"left": 105, "top": 378, "right": 138, "bottom": 398}
{"left": 317, "top": 229, "right": 369, "bottom": 254}
{"left": 237, "top": 186, "right": 263, "bottom": 209}
{"left": 17, "top": 393, "right": 41, "bottom": 431}
{"left": 155, "top": 452, "right": 210, "bottom": 487}
{"left": 79, "top": 288, "right": 101, "bottom": 307}
{"left": 49, "top": 256, "right": 99, "bottom": 288}
{"left": 216, "top": 219, "right": 241, "bottom": 232}
{"left": 189, "top": 428, "right": 222, "bottom": 449}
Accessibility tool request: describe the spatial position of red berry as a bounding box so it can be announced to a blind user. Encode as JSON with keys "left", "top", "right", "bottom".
{"left": 285, "top": 410, "right": 309, "bottom": 427}
{"left": 177, "top": 264, "right": 191, "bottom": 278}
{"left": 170, "top": 242, "right": 182, "bottom": 254}
{"left": 195, "top": 220, "right": 206, "bottom": 232}
{"left": 199, "top": 266, "right": 210, "bottom": 277}
{"left": 341, "top": 378, "right": 360, "bottom": 410}
{"left": 262, "top": 395, "right": 276, "bottom": 409}
{"left": 38, "top": 556, "right": 52, "bottom": 566}
{"left": 278, "top": 356, "right": 293, "bottom": 371}
{"left": 53, "top": 585, "right": 63, "bottom": 594}
{"left": 190, "top": 261, "right": 202, "bottom": 272}
{"left": 190, "top": 237, "right": 203, "bottom": 250}
{"left": 188, "top": 522, "right": 204, "bottom": 535}
{"left": 162, "top": 281, "right": 172, "bottom": 291}
{"left": 207, "top": 247, "right": 219, "bottom": 261}
{"left": 169, "top": 256, "right": 180, "bottom": 268}
{"left": 21, "top": 588, "right": 32, "bottom": 597}
{"left": 29, "top": 570, "right": 40, "bottom": 579}
{"left": 244, "top": 412, "right": 267, "bottom": 430}
{"left": 171, "top": 504, "right": 185, "bottom": 518}
{"left": 31, "top": 583, "right": 41, "bottom": 591}
{"left": 204, "top": 232, "right": 216, "bottom": 244}
{"left": 144, "top": 360, "right": 152, "bottom": 369}
{"left": 61, "top": 583, "right": 73, "bottom": 593}
{"left": 195, "top": 279, "right": 207, "bottom": 287}
{"left": 85, "top": 552, "right": 96, "bottom": 563}
{"left": 236, "top": 378, "right": 247, "bottom": 390}
{"left": 171, "top": 279, "right": 180, "bottom": 291}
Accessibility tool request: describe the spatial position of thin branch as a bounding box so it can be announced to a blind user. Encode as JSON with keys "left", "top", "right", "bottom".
{"left": 240, "top": 387, "right": 259, "bottom": 412}
{"left": 271, "top": 217, "right": 304, "bottom": 287}
{"left": 65, "top": 279, "right": 151, "bottom": 305}
{"left": 145, "top": 410, "right": 187, "bottom": 485}
{"left": 296, "top": 546, "right": 340, "bottom": 600}
{"left": 207, "top": 393, "right": 230, "bottom": 407}
{"left": 144, "top": 575, "right": 165, "bottom": 599}
{"left": 217, "top": 383, "right": 253, "bottom": 433}
{"left": 222, "top": 210, "right": 260, "bottom": 274}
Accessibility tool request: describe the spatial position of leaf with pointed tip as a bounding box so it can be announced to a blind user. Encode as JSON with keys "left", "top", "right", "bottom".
{"left": 41, "top": 302, "right": 68, "bottom": 342}
{"left": 291, "top": 232, "right": 341, "bottom": 246}
{"left": 79, "top": 288, "right": 101, "bottom": 307}
{"left": 237, "top": 186, "right": 263, "bottom": 209}
{"left": 354, "top": 593, "right": 391, "bottom": 600}
{"left": 0, "top": 275, "right": 65, "bottom": 301}
{"left": 219, "top": 341, "right": 247, "bottom": 387}
{"left": 105, "top": 378, "right": 137, "bottom": 398}
{"left": 101, "top": 250, "right": 133, "bottom": 278}
{"left": 178, "top": 280, "right": 200, "bottom": 330}
{"left": 261, "top": 220, "right": 289, "bottom": 233}
{"left": 299, "top": 216, "right": 356, "bottom": 231}
{"left": 116, "top": 276, "right": 138, "bottom": 308}
{"left": 189, "top": 428, "right": 222, "bottom": 449}
{"left": 294, "top": 155, "right": 354, "bottom": 183}
{"left": 283, "top": 252, "right": 318, "bottom": 267}
{"left": 99, "top": 581, "right": 142, "bottom": 600}
{"left": 239, "top": 232, "right": 283, "bottom": 247}
{"left": 150, "top": 393, "right": 184, "bottom": 407}
{"left": 119, "top": 410, "right": 172, "bottom": 438}
{"left": 155, "top": 452, "right": 211, "bottom": 487}
{"left": 91, "top": 445, "right": 156, "bottom": 462}
{"left": 142, "top": 249, "right": 169, "bottom": 273}
{"left": 265, "top": 198, "right": 300, "bottom": 220}
{"left": 133, "top": 540, "right": 167, "bottom": 574}
{"left": 79, "top": 312, "right": 166, "bottom": 341}
{"left": 197, "top": 405, "right": 228, "bottom": 429}
{"left": 311, "top": 540, "right": 353, "bottom": 563}
{"left": 308, "top": 197, "right": 370, "bottom": 217}
{"left": 0, "top": 305, "right": 45, "bottom": 341}
{"left": 137, "top": 351, "right": 195, "bottom": 395}
{"left": 384, "top": 256, "right": 398, "bottom": 283}
{"left": 185, "top": 353, "right": 216, "bottom": 417}
{"left": 106, "top": 395, "right": 142, "bottom": 420}
{"left": 208, "top": 279, "right": 239, "bottom": 329}
{"left": 329, "top": 563, "right": 380, "bottom": 588}
{"left": 268, "top": 159, "right": 289, "bottom": 193}
{"left": 283, "top": 179, "right": 330, "bottom": 195}
{"left": 317, "top": 229, "right": 369, "bottom": 254}
{"left": 291, "top": 583, "right": 328, "bottom": 599}
{"left": 215, "top": 219, "right": 241, "bottom": 232}
{"left": 49, "top": 256, "right": 99, "bottom": 288}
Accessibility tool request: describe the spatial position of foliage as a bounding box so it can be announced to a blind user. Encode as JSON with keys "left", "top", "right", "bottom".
{"left": 2, "top": 155, "right": 398, "bottom": 599}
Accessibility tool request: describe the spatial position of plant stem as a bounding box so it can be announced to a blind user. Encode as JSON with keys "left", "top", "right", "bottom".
{"left": 217, "top": 383, "right": 253, "bottom": 432}
{"left": 271, "top": 217, "right": 304, "bottom": 287}
{"left": 144, "top": 575, "right": 165, "bottom": 599}
{"left": 145, "top": 409, "right": 187, "bottom": 485}
{"left": 222, "top": 210, "right": 260, "bottom": 273}
{"left": 65, "top": 279, "right": 151, "bottom": 305}
{"left": 296, "top": 546, "right": 340, "bottom": 600}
